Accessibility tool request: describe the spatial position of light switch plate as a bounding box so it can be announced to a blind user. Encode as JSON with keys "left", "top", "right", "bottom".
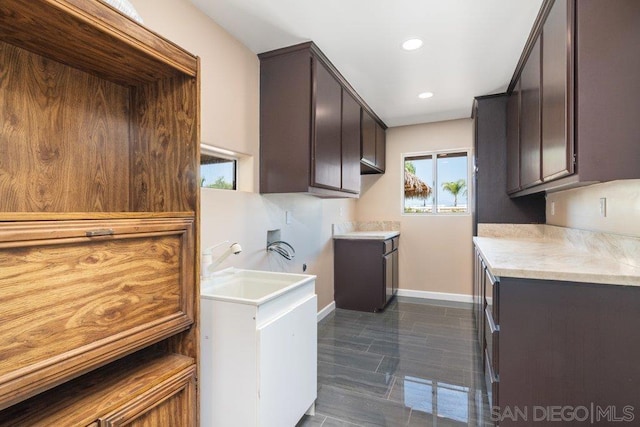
{"left": 599, "top": 198, "right": 607, "bottom": 217}
{"left": 286, "top": 210, "right": 292, "bottom": 224}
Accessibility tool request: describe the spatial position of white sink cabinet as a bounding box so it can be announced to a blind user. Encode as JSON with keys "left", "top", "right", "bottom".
{"left": 200, "top": 269, "right": 317, "bottom": 427}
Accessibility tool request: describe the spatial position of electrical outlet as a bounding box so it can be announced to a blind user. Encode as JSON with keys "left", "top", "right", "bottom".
{"left": 599, "top": 198, "right": 607, "bottom": 217}
{"left": 286, "top": 210, "right": 292, "bottom": 225}
{"left": 339, "top": 207, "right": 344, "bottom": 217}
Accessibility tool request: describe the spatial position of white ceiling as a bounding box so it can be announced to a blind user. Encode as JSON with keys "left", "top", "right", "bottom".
{"left": 191, "top": 0, "right": 543, "bottom": 127}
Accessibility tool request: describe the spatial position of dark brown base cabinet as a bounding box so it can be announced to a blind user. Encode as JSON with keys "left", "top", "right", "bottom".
{"left": 506, "top": 0, "right": 640, "bottom": 196}
{"left": 473, "top": 249, "right": 640, "bottom": 426}
{"left": 334, "top": 236, "right": 399, "bottom": 312}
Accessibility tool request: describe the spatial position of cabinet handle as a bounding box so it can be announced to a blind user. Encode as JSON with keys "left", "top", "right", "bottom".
{"left": 86, "top": 229, "right": 115, "bottom": 237}
{"left": 485, "top": 348, "right": 499, "bottom": 384}
{"left": 485, "top": 268, "right": 497, "bottom": 285}
{"left": 485, "top": 307, "right": 499, "bottom": 334}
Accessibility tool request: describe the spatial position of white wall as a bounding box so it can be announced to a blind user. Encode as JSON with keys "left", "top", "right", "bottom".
{"left": 546, "top": 180, "right": 640, "bottom": 238}
{"left": 129, "top": 0, "right": 356, "bottom": 311}
{"left": 357, "top": 119, "right": 475, "bottom": 296}
{"left": 200, "top": 190, "right": 355, "bottom": 310}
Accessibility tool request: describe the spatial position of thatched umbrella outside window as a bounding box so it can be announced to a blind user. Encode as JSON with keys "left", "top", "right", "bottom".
{"left": 404, "top": 170, "right": 432, "bottom": 199}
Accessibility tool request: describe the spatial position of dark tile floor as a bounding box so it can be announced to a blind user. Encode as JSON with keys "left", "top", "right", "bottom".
{"left": 297, "top": 297, "right": 492, "bottom": 426}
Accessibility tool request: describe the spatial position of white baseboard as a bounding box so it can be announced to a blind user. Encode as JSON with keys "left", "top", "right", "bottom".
{"left": 317, "top": 301, "right": 336, "bottom": 322}
{"left": 317, "top": 291, "right": 471, "bottom": 321}
{"left": 396, "top": 289, "right": 473, "bottom": 304}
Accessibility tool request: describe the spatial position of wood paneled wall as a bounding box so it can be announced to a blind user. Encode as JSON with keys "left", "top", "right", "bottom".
{"left": 0, "top": 41, "right": 130, "bottom": 213}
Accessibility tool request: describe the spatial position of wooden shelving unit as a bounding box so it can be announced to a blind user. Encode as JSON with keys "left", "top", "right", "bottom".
{"left": 0, "top": 0, "right": 200, "bottom": 424}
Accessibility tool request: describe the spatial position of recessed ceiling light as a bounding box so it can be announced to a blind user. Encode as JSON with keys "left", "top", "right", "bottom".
{"left": 402, "top": 38, "right": 423, "bottom": 51}
{"left": 418, "top": 92, "right": 434, "bottom": 99}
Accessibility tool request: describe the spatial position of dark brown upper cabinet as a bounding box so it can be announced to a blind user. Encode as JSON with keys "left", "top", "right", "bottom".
{"left": 473, "top": 94, "right": 545, "bottom": 232}
{"left": 519, "top": 37, "right": 542, "bottom": 190}
{"left": 312, "top": 59, "right": 343, "bottom": 191}
{"left": 375, "top": 121, "right": 387, "bottom": 172}
{"left": 506, "top": 81, "right": 521, "bottom": 193}
{"left": 507, "top": 0, "right": 640, "bottom": 196}
{"left": 360, "top": 110, "right": 386, "bottom": 174}
{"left": 341, "top": 91, "right": 362, "bottom": 193}
{"left": 541, "top": 0, "right": 573, "bottom": 182}
{"left": 361, "top": 110, "right": 377, "bottom": 167}
{"left": 259, "top": 42, "right": 386, "bottom": 197}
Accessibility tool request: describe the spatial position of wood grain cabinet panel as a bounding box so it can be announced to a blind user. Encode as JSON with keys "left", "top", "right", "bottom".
{"left": 0, "top": 0, "right": 200, "bottom": 422}
{"left": 0, "top": 218, "right": 194, "bottom": 409}
{"left": 97, "top": 365, "right": 196, "bottom": 427}
{"left": 0, "top": 0, "right": 197, "bottom": 84}
{"left": 0, "top": 351, "right": 195, "bottom": 426}
{"left": 130, "top": 76, "right": 199, "bottom": 213}
{"left": 0, "top": 41, "right": 130, "bottom": 213}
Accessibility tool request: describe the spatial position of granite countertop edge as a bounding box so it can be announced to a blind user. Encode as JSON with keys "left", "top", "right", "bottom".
{"left": 473, "top": 236, "right": 640, "bottom": 287}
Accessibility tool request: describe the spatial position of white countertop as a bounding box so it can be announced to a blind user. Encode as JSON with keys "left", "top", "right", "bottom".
{"left": 473, "top": 236, "right": 640, "bottom": 286}
{"left": 333, "top": 230, "right": 400, "bottom": 240}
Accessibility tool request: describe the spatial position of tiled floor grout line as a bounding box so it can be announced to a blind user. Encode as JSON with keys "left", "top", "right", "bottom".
{"left": 385, "top": 374, "right": 397, "bottom": 400}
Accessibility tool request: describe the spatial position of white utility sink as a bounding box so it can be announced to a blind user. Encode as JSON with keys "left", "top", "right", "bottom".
{"left": 201, "top": 267, "right": 314, "bottom": 305}
{"left": 200, "top": 267, "right": 317, "bottom": 427}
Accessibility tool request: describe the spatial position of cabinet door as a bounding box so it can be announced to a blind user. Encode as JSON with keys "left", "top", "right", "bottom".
{"left": 383, "top": 252, "right": 393, "bottom": 304}
{"left": 506, "top": 80, "right": 521, "bottom": 193}
{"left": 98, "top": 366, "right": 196, "bottom": 426}
{"left": 519, "top": 37, "right": 542, "bottom": 189}
{"left": 391, "top": 249, "right": 398, "bottom": 297}
{"left": 341, "top": 90, "right": 361, "bottom": 193}
{"left": 361, "top": 110, "right": 376, "bottom": 166}
{"left": 375, "top": 122, "right": 386, "bottom": 172}
{"left": 312, "top": 59, "right": 342, "bottom": 190}
{"left": 542, "top": 0, "right": 574, "bottom": 181}
{"left": 476, "top": 253, "right": 485, "bottom": 348}
{"left": 258, "top": 296, "right": 317, "bottom": 427}
{"left": 0, "top": 218, "right": 194, "bottom": 408}
{"left": 473, "top": 249, "right": 481, "bottom": 331}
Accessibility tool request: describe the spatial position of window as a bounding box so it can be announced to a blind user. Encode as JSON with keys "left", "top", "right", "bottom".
{"left": 403, "top": 150, "right": 470, "bottom": 214}
{"left": 200, "top": 145, "right": 237, "bottom": 190}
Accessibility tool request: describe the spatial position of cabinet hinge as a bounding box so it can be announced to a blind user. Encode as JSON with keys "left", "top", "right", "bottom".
{"left": 572, "top": 154, "right": 577, "bottom": 165}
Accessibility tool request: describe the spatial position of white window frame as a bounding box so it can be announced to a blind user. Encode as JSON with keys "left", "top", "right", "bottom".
{"left": 401, "top": 148, "right": 473, "bottom": 216}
